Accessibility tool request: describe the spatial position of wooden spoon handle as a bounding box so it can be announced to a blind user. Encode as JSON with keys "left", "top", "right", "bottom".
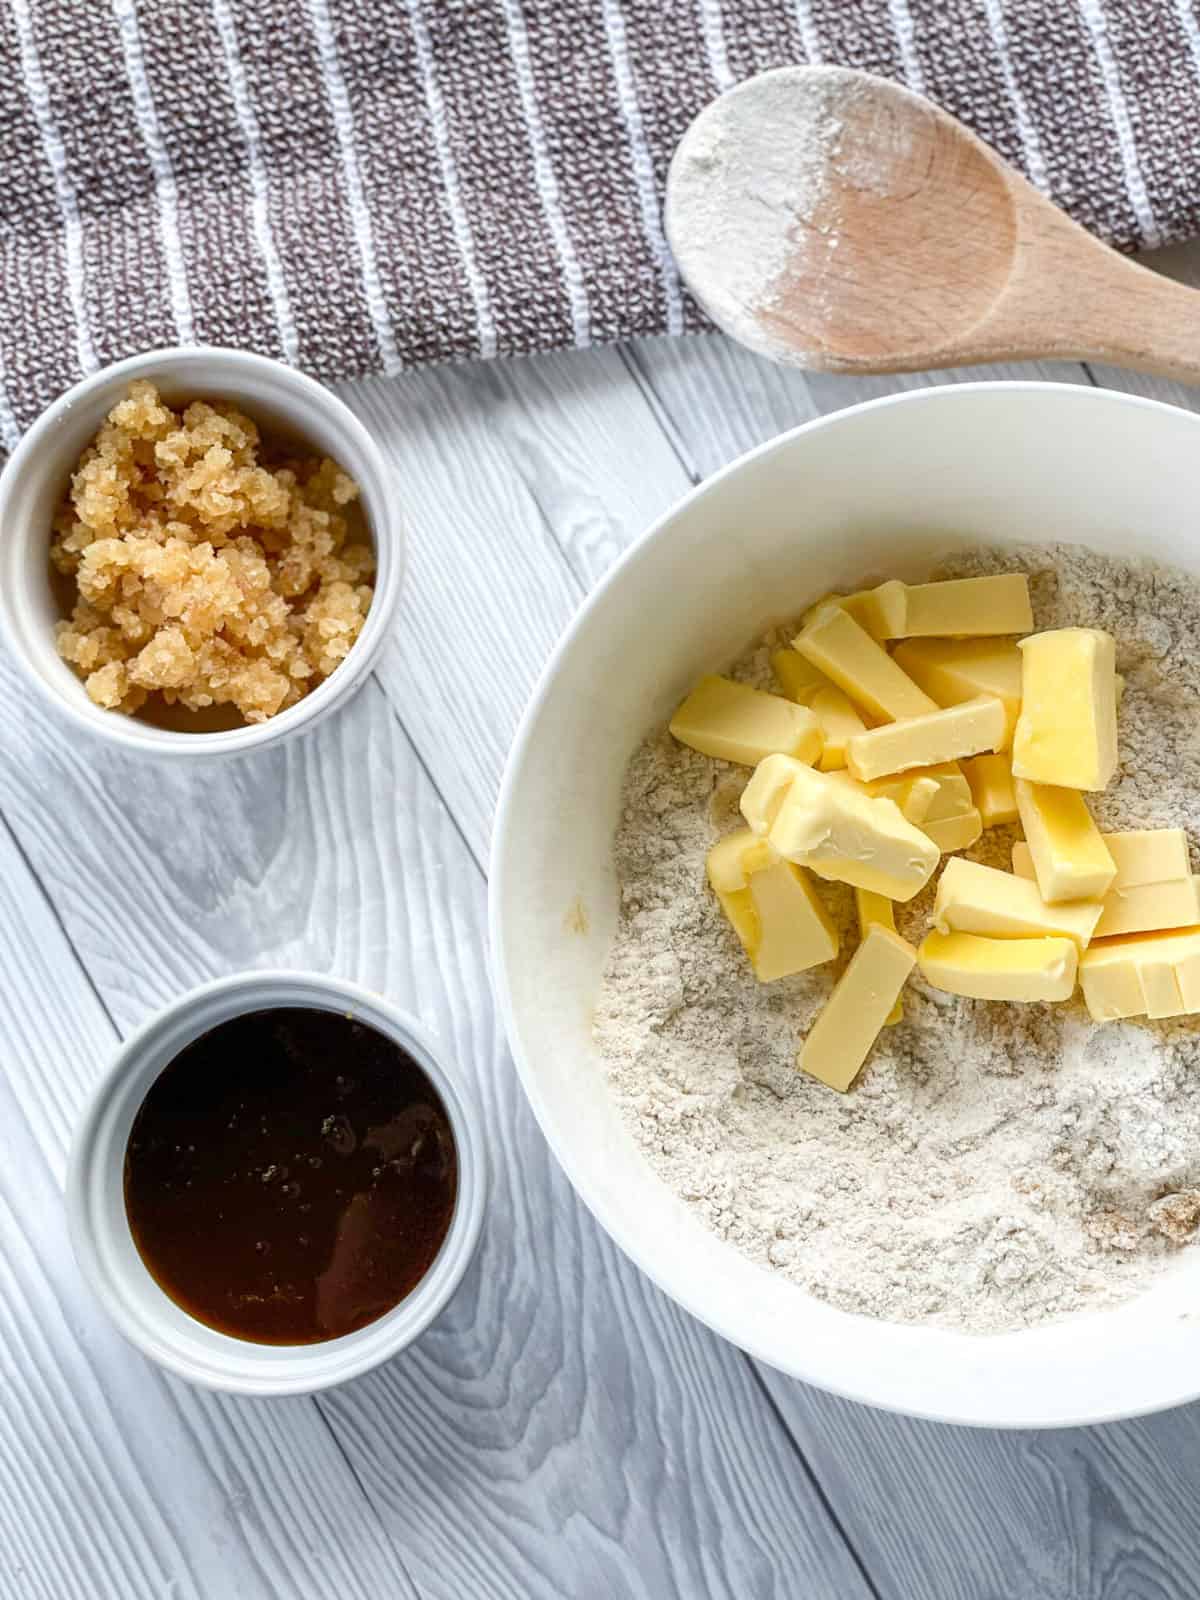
{"left": 971, "top": 190, "right": 1200, "bottom": 383}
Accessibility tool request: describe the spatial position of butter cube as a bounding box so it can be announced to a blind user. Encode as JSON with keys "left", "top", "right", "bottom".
{"left": 706, "top": 829, "right": 839, "bottom": 982}
{"left": 1080, "top": 926, "right": 1200, "bottom": 1021}
{"left": 1012, "top": 836, "right": 1200, "bottom": 939}
{"left": 1012, "top": 628, "right": 1117, "bottom": 791}
{"left": 797, "top": 924, "right": 917, "bottom": 1092}
{"left": 841, "top": 581, "right": 907, "bottom": 639}
{"left": 794, "top": 605, "right": 937, "bottom": 723}
{"left": 1013, "top": 828, "right": 1190, "bottom": 890}
{"left": 916, "top": 763, "right": 974, "bottom": 821}
{"left": 962, "top": 753, "right": 1018, "bottom": 827}
{"left": 923, "top": 808, "right": 984, "bottom": 854}
{"left": 811, "top": 686, "right": 868, "bottom": 770}
{"left": 800, "top": 588, "right": 897, "bottom": 638}
{"left": 828, "top": 769, "right": 941, "bottom": 825}
{"left": 707, "top": 828, "right": 763, "bottom": 893}
{"left": 670, "top": 675, "right": 823, "bottom": 767}
{"left": 1139, "top": 956, "right": 1185, "bottom": 1019}
{"left": 845, "top": 695, "right": 1007, "bottom": 782}
{"left": 918, "top": 930, "right": 1077, "bottom": 1002}
{"left": 1077, "top": 941, "right": 1148, "bottom": 1019}
{"left": 884, "top": 574, "right": 1033, "bottom": 638}
{"left": 1104, "top": 828, "right": 1191, "bottom": 885}
{"left": 1013, "top": 780, "right": 1115, "bottom": 903}
{"left": 740, "top": 753, "right": 812, "bottom": 834}
{"left": 1094, "top": 878, "right": 1200, "bottom": 940}
{"left": 854, "top": 888, "right": 904, "bottom": 1023}
{"left": 892, "top": 639, "right": 1023, "bottom": 749}
{"left": 770, "top": 648, "right": 828, "bottom": 705}
{"left": 934, "top": 856, "right": 1102, "bottom": 949}
{"left": 741, "top": 757, "right": 939, "bottom": 902}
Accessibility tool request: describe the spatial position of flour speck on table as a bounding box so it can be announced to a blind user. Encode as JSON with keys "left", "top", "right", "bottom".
{"left": 594, "top": 544, "right": 1200, "bottom": 1334}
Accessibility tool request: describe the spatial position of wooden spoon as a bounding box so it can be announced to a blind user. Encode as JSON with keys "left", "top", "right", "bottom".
{"left": 664, "top": 64, "right": 1200, "bottom": 379}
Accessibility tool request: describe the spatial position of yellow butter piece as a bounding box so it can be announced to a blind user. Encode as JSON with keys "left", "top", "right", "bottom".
{"left": 794, "top": 605, "right": 937, "bottom": 723}
{"left": 1080, "top": 926, "right": 1200, "bottom": 1021}
{"left": 670, "top": 675, "right": 823, "bottom": 767}
{"left": 811, "top": 685, "right": 868, "bottom": 770}
{"left": 1014, "top": 780, "right": 1116, "bottom": 903}
{"left": 1013, "top": 827, "right": 1190, "bottom": 889}
{"left": 827, "top": 769, "right": 941, "bottom": 825}
{"left": 707, "top": 828, "right": 759, "bottom": 893}
{"left": 1012, "top": 628, "right": 1117, "bottom": 791}
{"left": 922, "top": 808, "right": 984, "bottom": 854}
{"left": 892, "top": 638, "right": 1023, "bottom": 750}
{"left": 1103, "top": 828, "right": 1191, "bottom": 885}
{"left": 828, "top": 581, "right": 907, "bottom": 640}
{"left": 1093, "top": 878, "right": 1200, "bottom": 940}
{"left": 870, "top": 574, "right": 1033, "bottom": 639}
{"left": 918, "top": 929, "right": 1077, "bottom": 1002}
{"left": 845, "top": 695, "right": 1007, "bottom": 782}
{"left": 962, "top": 753, "right": 1017, "bottom": 827}
{"left": 741, "top": 756, "right": 939, "bottom": 902}
{"left": 770, "top": 647, "right": 828, "bottom": 705}
{"left": 934, "top": 856, "right": 1102, "bottom": 949}
{"left": 799, "top": 588, "right": 895, "bottom": 638}
{"left": 914, "top": 762, "right": 973, "bottom": 821}
{"left": 854, "top": 888, "right": 903, "bottom": 1023}
{"left": 797, "top": 924, "right": 916, "bottom": 1092}
{"left": 1012, "top": 836, "right": 1200, "bottom": 939}
{"left": 1139, "top": 956, "right": 1184, "bottom": 1019}
{"left": 706, "top": 828, "right": 838, "bottom": 982}
{"left": 1077, "top": 941, "right": 1148, "bottom": 1019}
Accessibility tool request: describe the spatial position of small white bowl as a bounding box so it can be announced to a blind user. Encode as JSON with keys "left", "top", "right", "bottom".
{"left": 0, "top": 346, "right": 402, "bottom": 757}
{"left": 66, "top": 972, "right": 486, "bottom": 1395}
{"left": 491, "top": 381, "right": 1200, "bottom": 1428}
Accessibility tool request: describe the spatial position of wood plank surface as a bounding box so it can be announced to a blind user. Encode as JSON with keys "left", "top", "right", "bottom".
{"left": 0, "top": 817, "right": 418, "bottom": 1600}
{"left": 0, "top": 655, "right": 874, "bottom": 1599}
{"left": 5, "top": 237, "right": 1200, "bottom": 1600}
{"left": 621, "top": 286, "right": 1200, "bottom": 1600}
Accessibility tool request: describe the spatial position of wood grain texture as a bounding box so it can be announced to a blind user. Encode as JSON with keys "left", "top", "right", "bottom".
{"left": 759, "top": 1377, "right": 1200, "bottom": 1600}
{"left": 0, "top": 662, "right": 874, "bottom": 1600}
{"left": 627, "top": 335, "right": 1089, "bottom": 481}
{"left": 627, "top": 309, "right": 1200, "bottom": 1600}
{"left": 0, "top": 816, "right": 417, "bottom": 1600}
{"left": 1083, "top": 242, "right": 1200, "bottom": 409}
{"left": 339, "top": 348, "right": 690, "bottom": 857}
{"left": 6, "top": 248, "right": 1200, "bottom": 1600}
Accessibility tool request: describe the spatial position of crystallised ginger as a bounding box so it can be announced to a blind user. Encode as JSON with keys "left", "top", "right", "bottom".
{"left": 51, "top": 381, "right": 374, "bottom": 724}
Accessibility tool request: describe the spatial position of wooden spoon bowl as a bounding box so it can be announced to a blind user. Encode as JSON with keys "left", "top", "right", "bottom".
{"left": 666, "top": 66, "right": 1200, "bottom": 380}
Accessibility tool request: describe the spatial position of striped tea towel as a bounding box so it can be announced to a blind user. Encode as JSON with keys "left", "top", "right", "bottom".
{"left": 1, "top": 0, "right": 1196, "bottom": 444}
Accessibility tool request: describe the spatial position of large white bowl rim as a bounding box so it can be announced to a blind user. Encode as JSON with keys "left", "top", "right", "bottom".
{"left": 490, "top": 381, "right": 1200, "bottom": 1429}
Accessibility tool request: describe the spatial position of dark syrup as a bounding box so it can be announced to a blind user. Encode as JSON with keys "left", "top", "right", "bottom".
{"left": 124, "top": 1007, "right": 457, "bottom": 1344}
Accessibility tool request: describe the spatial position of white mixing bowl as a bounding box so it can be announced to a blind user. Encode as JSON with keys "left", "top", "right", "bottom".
{"left": 490, "top": 382, "right": 1200, "bottom": 1429}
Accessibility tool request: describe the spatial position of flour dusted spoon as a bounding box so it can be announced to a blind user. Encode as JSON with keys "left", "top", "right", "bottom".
{"left": 665, "top": 65, "right": 1200, "bottom": 379}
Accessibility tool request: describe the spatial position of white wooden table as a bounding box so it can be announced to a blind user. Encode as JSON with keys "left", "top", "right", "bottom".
{"left": 6, "top": 244, "right": 1200, "bottom": 1600}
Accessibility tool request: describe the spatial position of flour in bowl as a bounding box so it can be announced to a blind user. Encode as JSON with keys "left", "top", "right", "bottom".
{"left": 594, "top": 544, "right": 1200, "bottom": 1333}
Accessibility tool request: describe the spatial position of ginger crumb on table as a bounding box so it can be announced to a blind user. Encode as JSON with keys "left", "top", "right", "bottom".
{"left": 51, "top": 380, "right": 374, "bottom": 724}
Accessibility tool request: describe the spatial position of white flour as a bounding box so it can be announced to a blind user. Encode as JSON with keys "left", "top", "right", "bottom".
{"left": 665, "top": 67, "right": 853, "bottom": 359}
{"left": 594, "top": 545, "right": 1200, "bottom": 1333}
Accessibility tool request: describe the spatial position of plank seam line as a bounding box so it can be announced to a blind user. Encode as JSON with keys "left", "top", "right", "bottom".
{"left": 368, "top": 673, "right": 488, "bottom": 878}
{"left": 745, "top": 1363, "right": 887, "bottom": 1600}
{"left": 310, "top": 1396, "right": 428, "bottom": 1600}
{"left": 0, "top": 806, "right": 121, "bottom": 1041}
{"left": 617, "top": 344, "right": 703, "bottom": 486}
{"left": 515, "top": 472, "right": 597, "bottom": 599}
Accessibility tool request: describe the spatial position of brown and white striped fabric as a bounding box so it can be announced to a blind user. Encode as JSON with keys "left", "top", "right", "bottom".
{"left": 0, "top": 0, "right": 1197, "bottom": 445}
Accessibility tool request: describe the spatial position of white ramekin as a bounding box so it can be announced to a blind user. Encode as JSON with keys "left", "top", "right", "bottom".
{"left": 0, "top": 346, "right": 403, "bottom": 757}
{"left": 66, "top": 972, "right": 486, "bottom": 1395}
